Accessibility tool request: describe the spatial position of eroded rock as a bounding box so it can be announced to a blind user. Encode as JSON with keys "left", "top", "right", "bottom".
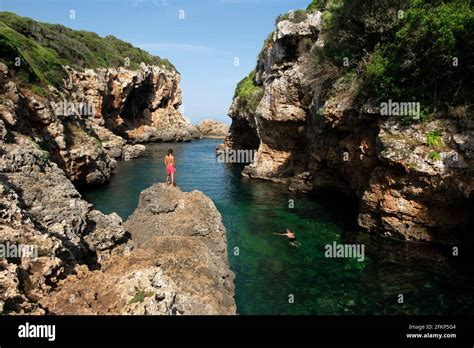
{"left": 198, "top": 119, "right": 229, "bottom": 139}
{"left": 225, "top": 9, "right": 474, "bottom": 243}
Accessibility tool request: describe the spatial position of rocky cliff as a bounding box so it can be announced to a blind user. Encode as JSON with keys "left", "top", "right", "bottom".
{"left": 224, "top": 4, "right": 474, "bottom": 245}
{"left": 123, "top": 184, "right": 235, "bottom": 314}
{"left": 0, "top": 134, "right": 235, "bottom": 314}
{"left": 0, "top": 62, "right": 200, "bottom": 185}
{"left": 66, "top": 64, "right": 200, "bottom": 145}
{"left": 0, "top": 11, "right": 233, "bottom": 316}
{"left": 0, "top": 13, "right": 200, "bottom": 185}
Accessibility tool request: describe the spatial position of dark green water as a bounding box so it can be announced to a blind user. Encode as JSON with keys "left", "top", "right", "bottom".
{"left": 82, "top": 139, "right": 474, "bottom": 315}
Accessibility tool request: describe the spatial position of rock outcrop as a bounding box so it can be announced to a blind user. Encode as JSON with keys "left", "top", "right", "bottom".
{"left": 0, "top": 133, "right": 236, "bottom": 314}
{"left": 0, "top": 62, "right": 118, "bottom": 185}
{"left": 197, "top": 119, "right": 230, "bottom": 139}
{"left": 66, "top": 64, "right": 201, "bottom": 144}
{"left": 0, "top": 135, "right": 131, "bottom": 314}
{"left": 224, "top": 9, "right": 474, "bottom": 244}
{"left": 39, "top": 185, "right": 236, "bottom": 315}
{"left": 122, "top": 144, "right": 146, "bottom": 160}
{"left": 0, "top": 60, "right": 199, "bottom": 185}
{"left": 122, "top": 184, "right": 236, "bottom": 314}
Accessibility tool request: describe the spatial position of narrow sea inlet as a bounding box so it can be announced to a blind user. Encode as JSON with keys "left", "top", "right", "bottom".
{"left": 82, "top": 139, "right": 474, "bottom": 315}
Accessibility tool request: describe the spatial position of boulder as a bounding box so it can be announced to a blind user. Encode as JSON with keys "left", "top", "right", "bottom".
{"left": 122, "top": 144, "right": 146, "bottom": 160}
{"left": 41, "top": 184, "right": 236, "bottom": 315}
{"left": 197, "top": 119, "right": 230, "bottom": 139}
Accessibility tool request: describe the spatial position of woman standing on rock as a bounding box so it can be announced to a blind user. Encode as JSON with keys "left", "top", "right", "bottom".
{"left": 165, "top": 149, "right": 176, "bottom": 186}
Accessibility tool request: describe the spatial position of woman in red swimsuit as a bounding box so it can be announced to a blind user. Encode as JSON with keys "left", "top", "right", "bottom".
{"left": 164, "top": 149, "right": 176, "bottom": 186}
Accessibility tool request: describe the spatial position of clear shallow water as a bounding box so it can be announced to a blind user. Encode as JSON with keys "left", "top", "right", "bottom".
{"left": 82, "top": 139, "right": 474, "bottom": 315}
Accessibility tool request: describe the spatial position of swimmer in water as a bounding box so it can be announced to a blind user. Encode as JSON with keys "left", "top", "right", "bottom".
{"left": 273, "top": 229, "right": 300, "bottom": 247}
{"left": 274, "top": 229, "right": 296, "bottom": 240}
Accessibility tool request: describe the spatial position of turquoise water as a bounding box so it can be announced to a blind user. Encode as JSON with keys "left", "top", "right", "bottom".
{"left": 81, "top": 139, "right": 474, "bottom": 315}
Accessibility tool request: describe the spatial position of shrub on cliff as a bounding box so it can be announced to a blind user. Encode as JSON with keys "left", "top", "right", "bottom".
{"left": 276, "top": 10, "right": 308, "bottom": 24}
{"left": 364, "top": 0, "right": 474, "bottom": 112}
{"left": 306, "top": 0, "right": 329, "bottom": 12}
{"left": 234, "top": 71, "right": 264, "bottom": 112}
{"left": 309, "top": 0, "right": 473, "bottom": 118}
{"left": 0, "top": 21, "right": 65, "bottom": 88}
{"left": 0, "top": 12, "right": 176, "bottom": 89}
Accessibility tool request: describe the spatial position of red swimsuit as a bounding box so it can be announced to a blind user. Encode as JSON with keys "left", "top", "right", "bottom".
{"left": 166, "top": 156, "right": 175, "bottom": 174}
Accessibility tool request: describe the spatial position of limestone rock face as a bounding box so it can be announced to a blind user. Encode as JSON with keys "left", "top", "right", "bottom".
{"left": 0, "top": 138, "right": 132, "bottom": 314}
{"left": 197, "top": 119, "right": 229, "bottom": 138}
{"left": 0, "top": 138, "right": 236, "bottom": 314}
{"left": 0, "top": 62, "right": 198, "bottom": 185}
{"left": 225, "top": 10, "right": 474, "bottom": 244}
{"left": 0, "top": 65, "right": 116, "bottom": 185}
{"left": 225, "top": 12, "right": 322, "bottom": 183}
{"left": 41, "top": 184, "right": 236, "bottom": 315}
{"left": 122, "top": 184, "right": 236, "bottom": 315}
{"left": 66, "top": 65, "right": 200, "bottom": 143}
{"left": 122, "top": 144, "right": 146, "bottom": 160}
{"left": 357, "top": 118, "right": 474, "bottom": 242}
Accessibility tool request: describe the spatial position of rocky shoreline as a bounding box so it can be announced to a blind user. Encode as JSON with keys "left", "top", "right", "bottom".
{"left": 0, "top": 133, "right": 236, "bottom": 314}
{"left": 0, "top": 62, "right": 201, "bottom": 186}
{"left": 0, "top": 63, "right": 235, "bottom": 315}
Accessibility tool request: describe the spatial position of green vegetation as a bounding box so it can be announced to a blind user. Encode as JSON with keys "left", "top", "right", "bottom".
{"left": 426, "top": 131, "right": 443, "bottom": 148}
{"left": 64, "top": 122, "right": 103, "bottom": 151}
{"left": 307, "top": 0, "right": 328, "bottom": 11}
{"left": 14, "top": 134, "right": 51, "bottom": 159}
{"left": 308, "top": 0, "right": 473, "bottom": 120}
{"left": 0, "top": 12, "right": 176, "bottom": 90}
{"left": 129, "top": 290, "right": 154, "bottom": 304}
{"left": 234, "top": 70, "right": 264, "bottom": 111}
{"left": 258, "top": 31, "right": 274, "bottom": 61}
{"left": 276, "top": 10, "right": 308, "bottom": 24}
{"left": 429, "top": 151, "right": 442, "bottom": 161}
{"left": 0, "top": 21, "right": 65, "bottom": 88}
{"left": 30, "top": 85, "right": 49, "bottom": 97}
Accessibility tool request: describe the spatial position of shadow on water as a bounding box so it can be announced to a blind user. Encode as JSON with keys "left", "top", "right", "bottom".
{"left": 81, "top": 139, "right": 474, "bottom": 315}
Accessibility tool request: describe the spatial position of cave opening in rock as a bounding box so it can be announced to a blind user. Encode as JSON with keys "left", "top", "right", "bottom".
{"left": 121, "top": 84, "right": 155, "bottom": 127}
{"left": 227, "top": 118, "right": 260, "bottom": 151}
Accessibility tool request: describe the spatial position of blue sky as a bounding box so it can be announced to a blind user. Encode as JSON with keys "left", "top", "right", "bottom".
{"left": 0, "top": 0, "right": 311, "bottom": 124}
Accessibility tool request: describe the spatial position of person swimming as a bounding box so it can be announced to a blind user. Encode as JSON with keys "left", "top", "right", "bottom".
{"left": 274, "top": 229, "right": 296, "bottom": 240}
{"left": 274, "top": 229, "right": 299, "bottom": 247}
{"left": 165, "top": 149, "right": 176, "bottom": 186}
